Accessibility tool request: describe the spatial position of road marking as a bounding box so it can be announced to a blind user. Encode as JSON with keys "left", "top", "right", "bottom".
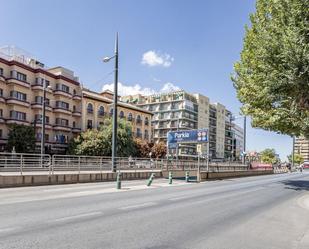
{"left": 169, "top": 195, "right": 191, "bottom": 201}
{"left": 0, "top": 226, "right": 19, "bottom": 234}
{"left": 119, "top": 202, "right": 157, "bottom": 210}
{"left": 49, "top": 211, "right": 102, "bottom": 223}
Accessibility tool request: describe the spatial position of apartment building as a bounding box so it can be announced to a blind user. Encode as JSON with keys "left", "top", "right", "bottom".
{"left": 0, "top": 46, "right": 82, "bottom": 153}
{"left": 294, "top": 136, "right": 309, "bottom": 161}
{"left": 0, "top": 46, "right": 152, "bottom": 153}
{"left": 122, "top": 91, "right": 199, "bottom": 156}
{"left": 81, "top": 89, "right": 152, "bottom": 142}
{"left": 122, "top": 91, "right": 236, "bottom": 159}
{"left": 231, "top": 123, "right": 244, "bottom": 160}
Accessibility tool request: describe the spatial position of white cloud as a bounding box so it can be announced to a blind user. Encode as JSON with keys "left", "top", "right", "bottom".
{"left": 101, "top": 82, "right": 181, "bottom": 96}
{"left": 141, "top": 50, "right": 174, "bottom": 67}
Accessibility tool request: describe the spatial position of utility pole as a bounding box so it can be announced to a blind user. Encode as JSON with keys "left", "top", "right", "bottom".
{"left": 40, "top": 78, "right": 47, "bottom": 155}
{"left": 112, "top": 33, "right": 119, "bottom": 172}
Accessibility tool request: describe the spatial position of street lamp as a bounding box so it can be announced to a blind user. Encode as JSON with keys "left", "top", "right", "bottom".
{"left": 41, "top": 81, "right": 52, "bottom": 155}
{"left": 103, "top": 33, "right": 119, "bottom": 172}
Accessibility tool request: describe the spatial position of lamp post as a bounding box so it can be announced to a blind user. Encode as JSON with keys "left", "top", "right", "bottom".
{"left": 40, "top": 80, "right": 51, "bottom": 155}
{"left": 103, "top": 33, "right": 119, "bottom": 172}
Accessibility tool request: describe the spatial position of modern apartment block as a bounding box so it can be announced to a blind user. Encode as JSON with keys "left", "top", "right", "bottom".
{"left": 82, "top": 89, "right": 152, "bottom": 142}
{"left": 294, "top": 137, "right": 309, "bottom": 161}
{"left": 122, "top": 91, "right": 238, "bottom": 159}
{"left": 0, "top": 46, "right": 152, "bottom": 153}
{"left": 231, "top": 123, "right": 244, "bottom": 160}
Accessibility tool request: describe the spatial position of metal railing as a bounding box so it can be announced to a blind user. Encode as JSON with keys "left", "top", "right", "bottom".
{"left": 0, "top": 152, "right": 271, "bottom": 175}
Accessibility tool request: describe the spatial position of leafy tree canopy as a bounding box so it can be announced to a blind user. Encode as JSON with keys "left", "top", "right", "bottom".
{"left": 69, "top": 118, "right": 136, "bottom": 157}
{"left": 287, "top": 153, "right": 304, "bottom": 164}
{"left": 7, "top": 124, "right": 36, "bottom": 153}
{"left": 232, "top": 0, "right": 309, "bottom": 136}
{"left": 260, "top": 148, "right": 279, "bottom": 164}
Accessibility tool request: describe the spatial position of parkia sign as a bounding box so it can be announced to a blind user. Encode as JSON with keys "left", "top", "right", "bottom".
{"left": 167, "top": 129, "right": 208, "bottom": 144}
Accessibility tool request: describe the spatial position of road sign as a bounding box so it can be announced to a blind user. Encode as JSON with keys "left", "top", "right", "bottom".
{"left": 167, "top": 129, "right": 208, "bottom": 144}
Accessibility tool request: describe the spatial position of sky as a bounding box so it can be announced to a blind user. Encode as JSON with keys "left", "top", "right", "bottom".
{"left": 0, "top": 0, "right": 292, "bottom": 160}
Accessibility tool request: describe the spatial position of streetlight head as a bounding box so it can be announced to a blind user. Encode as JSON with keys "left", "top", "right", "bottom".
{"left": 103, "top": 57, "right": 111, "bottom": 63}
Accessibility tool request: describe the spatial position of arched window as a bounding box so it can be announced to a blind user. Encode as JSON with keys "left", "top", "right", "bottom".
{"left": 87, "top": 103, "right": 93, "bottom": 113}
{"left": 136, "top": 115, "right": 141, "bottom": 124}
{"left": 98, "top": 106, "right": 105, "bottom": 116}
{"left": 119, "top": 111, "right": 124, "bottom": 119}
{"left": 145, "top": 117, "right": 149, "bottom": 125}
{"left": 128, "top": 113, "right": 133, "bottom": 121}
{"left": 144, "top": 130, "right": 149, "bottom": 139}
{"left": 73, "top": 89, "right": 76, "bottom": 95}
{"left": 109, "top": 108, "right": 113, "bottom": 116}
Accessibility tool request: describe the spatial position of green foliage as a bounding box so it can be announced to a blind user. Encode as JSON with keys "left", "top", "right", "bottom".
{"left": 134, "top": 138, "right": 153, "bottom": 158}
{"left": 7, "top": 124, "right": 36, "bottom": 153}
{"left": 151, "top": 142, "right": 167, "bottom": 159}
{"left": 232, "top": 0, "right": 309, "bottom": 136}
{"left": 287, "top": 153, "right": 304, "bottom": 164}
{"left": 69, "top": 118, "right": 136, "bottom": 157}
{"left": 260, "top": 148, "right": 278, "bottom": 164}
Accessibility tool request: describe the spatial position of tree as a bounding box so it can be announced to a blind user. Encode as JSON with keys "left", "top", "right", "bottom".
{"left": 69, "top": 118, "right": 136, "bottom": 157}
{"left": 151, "top": 142, "right": 167, "bottom": 159}
{"left": 7, "top": 124, "right": 36, "bottom": 153}
{"left": 134, "top": 138, "right": 152, "bottom": 158}
{"left": 260, "top": 148, "right": 278, "bottom": 164}
{"left": 287, "top": 153, "right": 304, "bottom": 164}
{"left": 232, "top": 0, "right": 309, "bottom": 136}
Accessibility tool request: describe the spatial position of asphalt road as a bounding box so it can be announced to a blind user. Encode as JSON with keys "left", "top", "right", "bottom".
{"left": 0, "top": 172, "right": 309, "bottom": 249}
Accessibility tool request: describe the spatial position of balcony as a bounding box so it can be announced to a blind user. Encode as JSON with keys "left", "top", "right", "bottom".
{"left": 33, "top": 121, "right": 53, "bottom": 130}
{"left": 53, "top": 125, "right": 71, "bottom": 132}
{"left": 6, "top": 119, "right": 30, "bottom": 125}
{"left": 53, "top": 107, "right": 72, "bottom": 115}
{"left": 0, "top": 95, "right": 5, "bottom": 103}
{"left": 0, "top": 116, "right": 5, "bottom": 124}
{"left": 7, "top": 78, "right": 30, "bottom": 88}
{"left": 72, "top": 111, "right": 82, "bottom": 117}
{"left": 72, "top": 94, "right": 82, "bottom": 100}
{"left": 31, "top": 83, "right": 44, "bottom": 91}
{"left": 53, "top": 89, "right": 72, "bottom": 98}
{"left": 31, "top": 102, "right": 53, "bottom": 111}
{"left": 72, "top": 127, "right": 82, "bottom": 133}
{"left": 6, "top": 98, "right": 30, "bottom": 107}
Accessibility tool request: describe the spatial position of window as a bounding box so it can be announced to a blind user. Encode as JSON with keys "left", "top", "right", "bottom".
{"left": 55, "top": 118, "right": 69, "bottom": 126}
{"left": 35, "top": 78, "right": 49, "bottom": 86}
{"left": 98, "top": 106, "right": 105, "bottom": 116}
{"left": 145, "top": 130, "right": 149, "bottom": 139}
{"left": 109, "top": 108, "right": 113, "bottom": 116}
{"left": 136, "top": 115, "right": 141, "bottom": 124}
{"left": 98, "top": 121, "right": 104, "bottom": 127}
{"left": 55, "top": 101, "right": 69, "bottom": 110}
{"left": 73, "top": 121, "right": 76, "bottom": 128}
{"left": 87, "top": 120, "right": 93, "bottom": 129}
{"left": 87, "top": 103, "right": 93, "bottom": 113}
{"left": 0, "top": 129, "right": 2, "bottom": 138}
{"left": 10, "top": 91, "right": 27, "bottom": 101}
{"left": 0, "top": 89, "right": 3, "bottom": 97}
{"left": 34, "top": 114, "right": 49, "bottom": 124}
{"left": 136, "top": 128, "right": 142, "bottom": 138}
{"left": 56, "top": 84, "right": 70, "bottom": 93}
{"left": 10, "top": 111, "right": 26, "bottom": 121}
{"left": 128, "top": 113, "right": 133, "bottom": 121}
{"left": 119, "top": 111, "right": 124, "bottom": 119}
{"left": 73, "top": 89, "right": 76, "bottom": 95}
{"left": 0, "top": 109, "right": 2, "bottom": 117}
{"left": 11, "top": 71, "right": 27, "bottom": 82}
{"left": 145, "top": 117, "right": 149, "bottom": 125}
{"left": 0, "top": 68, "right": 3, "bottom": 76}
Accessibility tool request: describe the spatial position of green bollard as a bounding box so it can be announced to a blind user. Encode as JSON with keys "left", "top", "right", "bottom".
{"left": 116, "top": 172, "right": 122, "bottom": 189}
{"left": 147, "top": 173, "right": 155, "bottom": 187}
{"left": 185, "top": 171, "right": 190, "bottom": 182}
{"left": 169, "top": 171, "right": 173, "bottom": 184}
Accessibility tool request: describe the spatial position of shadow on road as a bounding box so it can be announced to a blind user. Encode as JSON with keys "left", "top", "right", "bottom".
{"left": 281, "top": 180, "right": 309, "bottom": 191}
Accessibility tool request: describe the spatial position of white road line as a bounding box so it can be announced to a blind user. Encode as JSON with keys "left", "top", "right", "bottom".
{"left": 0, "top": 226, "right": 19, "bottom": 234}
{"left": 49, "top": 211, "right": 102, "bottom": 223}
{"left": 169, "top": 195, "right": 191, "bottom": 201}
{"left": 119, "top": 202, "right": 157, "bottom": 210}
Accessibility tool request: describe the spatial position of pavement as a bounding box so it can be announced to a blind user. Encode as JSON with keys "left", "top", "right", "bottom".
{"left": 0, "top": 172, "right": 309, "bottom": 249}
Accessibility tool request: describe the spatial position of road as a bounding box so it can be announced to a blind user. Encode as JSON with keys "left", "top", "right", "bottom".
{"left": 0, "top": 172, "right": 309, "bottom": 249}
